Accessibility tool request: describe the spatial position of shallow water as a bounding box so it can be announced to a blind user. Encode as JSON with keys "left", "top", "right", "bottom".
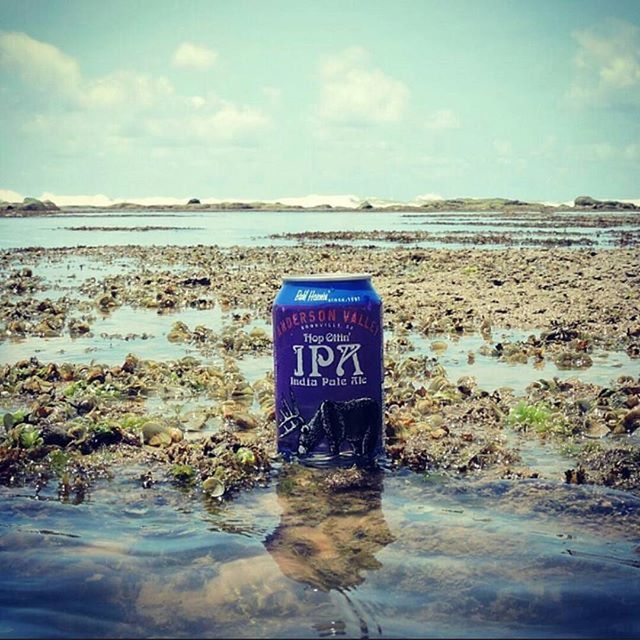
{"left": 1, "top": 210, "right": 638, "bottom": 250}
{"left": 411, "top": 331, "right": 639, "bottom": 394}
{"left": 0, "top": 467, "right": 638, "bottom": 638}
{"left": 1, "top": 216, "right": 640, "bottom": 638}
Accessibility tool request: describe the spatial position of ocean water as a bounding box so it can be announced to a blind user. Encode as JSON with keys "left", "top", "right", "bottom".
{"left": 0, "top": 210, "right": 637, "bottom": 250}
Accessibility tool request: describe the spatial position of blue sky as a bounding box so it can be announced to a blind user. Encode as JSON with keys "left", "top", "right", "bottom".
{"left": 1, "top": 0, "right": 639, "bottom": 203}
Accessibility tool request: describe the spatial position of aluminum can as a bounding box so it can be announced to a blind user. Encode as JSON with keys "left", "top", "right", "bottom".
{"left": 273, "top": 273, "right": 383, "bottom": 463}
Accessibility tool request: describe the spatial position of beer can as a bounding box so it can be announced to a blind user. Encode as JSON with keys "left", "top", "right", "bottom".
{"left": 272, "top": 273, "right": 384, "bottom": 463}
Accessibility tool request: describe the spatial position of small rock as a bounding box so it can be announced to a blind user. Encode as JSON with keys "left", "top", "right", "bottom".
{"left": 121, "top": 354, "right": 138, "bottom": 374}
{"left": 564, "top": 468, "right": 587, "bottom": 484}
{"left": 167, "top": 321, "right": 190, "bottom": 342}
{"left": 86, "top": 367, "right": 105, "bottom": 384}
{"left": 583, "top": 421, "right": 611, "bottom": 439}
{"left": 622, "top": 407, "right": 640, "bottom": 433}
{"left": 223, "top": 409, "right": 259, "bottom": 430}
{"left": 202, "top": 477, "right": 225, "bottom": 497}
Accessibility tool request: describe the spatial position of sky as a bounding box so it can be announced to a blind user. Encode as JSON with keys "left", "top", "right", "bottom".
{"left": 0, "top": 0, "right": 639, "bottom": 204}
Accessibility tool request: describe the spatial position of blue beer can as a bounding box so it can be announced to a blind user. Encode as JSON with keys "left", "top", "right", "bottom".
{"left": 272, "top": 273, "right": 384, "bottom": 464}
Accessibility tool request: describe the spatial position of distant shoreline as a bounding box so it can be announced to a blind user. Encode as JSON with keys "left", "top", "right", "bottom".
{"left": 2, "top": 195, "right": 639, "bottom": 217}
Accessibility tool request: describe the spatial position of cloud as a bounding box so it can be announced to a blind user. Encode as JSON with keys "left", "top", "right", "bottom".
{"left": 424, "top": 109, "right": 460, "bottom": 130}
{"left": 1, "top": 32, "right": 270, "bottom": 149}
{"left": 317, "top": 46, "right": 409, "bottom": 125}
{"left": 83, "top": 71, "right": 174, "bottom": 108}
{"left": 0, "top": 31, "right": 81, "bottom": 97}
{"left": 186, "top": 96, "right": 206, "bottom": 109}
{"left": 0, "top": 31, "right": 172, "bottom": 109}
{"left": 142, "top": 104, "right": 269, "bottom": 144}
{"left": 569, "top": 18, "right": 640, "bottom": 107}
{"left": 172, "top": 42, "right": 218, "bottom": 69}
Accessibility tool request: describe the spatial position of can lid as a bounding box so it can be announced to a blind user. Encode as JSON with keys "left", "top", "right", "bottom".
{"left": 282, "top": 272, "right": 371, "bottom": 283}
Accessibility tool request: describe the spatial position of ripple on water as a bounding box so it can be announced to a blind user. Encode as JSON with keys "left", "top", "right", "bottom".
{"left": 1, "top": 468, "right": 639, "bottom": 638}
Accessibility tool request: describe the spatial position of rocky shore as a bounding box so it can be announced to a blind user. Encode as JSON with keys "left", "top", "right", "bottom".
{"left": 0, "top": 240, "right": 639, "bottom": 502}
{"left": 1, "top": 195, "right": 639, "bottom": 216}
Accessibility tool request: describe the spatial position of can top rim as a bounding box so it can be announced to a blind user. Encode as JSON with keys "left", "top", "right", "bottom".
{"left": 282, "top": 272, "right": 372, "bottom": 283}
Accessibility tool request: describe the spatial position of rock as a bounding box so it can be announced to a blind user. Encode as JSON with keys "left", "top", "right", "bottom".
{"left": 76, "top": 398, "right": 96, "bottom": 415}
{"left": 86, "top": 367, "right": 105, "bottom": 384}
{"left": 121, "top": 354, "right": 139, "bottom": 374}
{"left": 181, "top": 276, "right": 211, "bottom": 287}
{"left": 223, "top": 408, "right": 259, "bottom": 430}
{"left": 583, "top": 421, "right": 611, "bottom": 439}
{"left": 622, "top": 408, "right": 640, "bottom": 433}
{"left": 574, "top": 196, "right": 639, "bottom": 211}
{"left": 17, "top": 197, "right": 60, "bottom": 212}
{"left": 564, "top": 468, "right": 587, "bottom": 484}
{"left": 553, "top": 351, "right": 593, "bottom": 370}
{"left": 202, "top": 477, "right": 225, "bottom": 497}
{"left": 627, "top": 343, "right": 640, "bottom": 359}
{"left": 19, "top": 198, "right": 47, "bottom": 212}
{"left": 167, "top": 321, "right": 190, "bottom": 342}
{"left": 97, "top": 294, "right": 118, "bottom": 310}
{"left": 40, "top": 424, "right": 74, "bottom": 447}
{"left": 187, "top": 198, "right": 201, "bottom": 205}
{"left": 574, "top": 196, "right": 598, "bottom": 208}
{"left": 142, "top": 421, "right": 174, "bottom": 446}
{"left": 68, "top": 319, "right": 91, "bottom": 336}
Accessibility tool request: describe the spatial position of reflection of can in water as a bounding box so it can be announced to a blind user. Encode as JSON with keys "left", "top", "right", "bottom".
{"left": 272, "top": 273, "right": 383, "bottom": 463}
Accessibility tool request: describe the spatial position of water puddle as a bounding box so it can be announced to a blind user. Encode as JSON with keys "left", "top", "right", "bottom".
{"left": 0, "top": 305, "right": 273, "bottom": 369}
{"left": 410, "top": 331, "right": 639, "bottom": 394}
{"left": 0, "top": 466, "right": 638, "bottom": 638}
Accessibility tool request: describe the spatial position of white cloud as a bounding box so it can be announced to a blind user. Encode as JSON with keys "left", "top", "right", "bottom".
{"left": 172, "top": 42, "right": 218, "bottom": 70}
{"left": 0, "top": 31, "right": 81, "bottom": 97}
{"left": 569, "top": 18, "right": 640, "bottom": 106}
{"left": 186, "top": 96, "right": 206, "bottom": 109}
{"left": 424, "top": 109, "right": 460, "bottom": 130}
{"left": 1, "top": 32, "right": 270, "bottom": 149}
{"left": 0, "top": 31, "right": 173, "bottom": 109}
{"left": 317, "top": 46, "right": 409, "bottom": 125}
{"left": 83, "top": 71, "right": 174, "bottom": 108}
{"left": 143, "top": 104, "right": 269, "bottom": 144}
